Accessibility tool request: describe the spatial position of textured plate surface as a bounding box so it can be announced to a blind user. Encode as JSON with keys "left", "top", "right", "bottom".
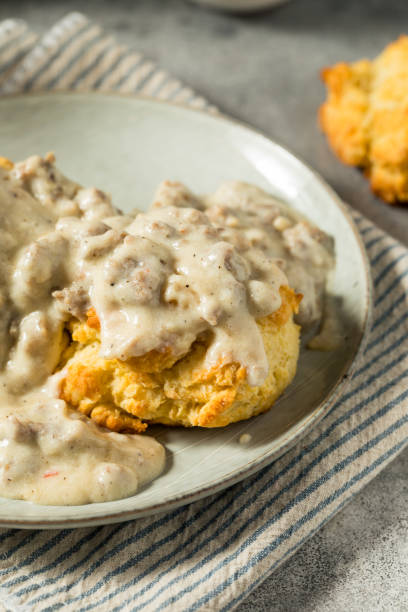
{"left": 0, "top": 93, "right": 371, "bottom": 528}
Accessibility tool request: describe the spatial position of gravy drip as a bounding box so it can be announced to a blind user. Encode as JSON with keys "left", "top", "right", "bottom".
{"left": 0, "top": 155, "right": 333, "bottom": 505}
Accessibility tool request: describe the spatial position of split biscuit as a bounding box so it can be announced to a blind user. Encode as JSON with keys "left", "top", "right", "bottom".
{"left": 58, "top": 287, "right": 301, "bottom": 431}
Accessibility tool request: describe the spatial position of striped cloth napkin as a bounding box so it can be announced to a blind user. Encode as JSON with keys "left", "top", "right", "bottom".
{"left": 0, "top": 12, "right": 407, "bottom": 612}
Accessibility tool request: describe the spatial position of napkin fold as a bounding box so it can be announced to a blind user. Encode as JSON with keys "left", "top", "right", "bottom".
{"left": 0, "top": 13, "right": 407, "bottom": 612}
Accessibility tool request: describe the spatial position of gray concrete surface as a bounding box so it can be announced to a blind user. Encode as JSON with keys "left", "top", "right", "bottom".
{"left": 237, "top": 448, "right": 408, "bottom": 612}
{"left": 1, "top": 1, "right": 407, "bottom": 609}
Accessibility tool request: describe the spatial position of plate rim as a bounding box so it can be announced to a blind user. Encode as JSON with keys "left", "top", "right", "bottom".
{"left": 0, "top": 91, "right": 373, "bottom": 528}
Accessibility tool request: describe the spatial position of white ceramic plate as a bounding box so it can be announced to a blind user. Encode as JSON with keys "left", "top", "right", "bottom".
{"left": 0, "top": 93, "right": 371, "bottom": 528}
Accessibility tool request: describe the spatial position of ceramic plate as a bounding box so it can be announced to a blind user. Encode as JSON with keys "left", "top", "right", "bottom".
{"left": 0, "top": 93, "right": 371, "bottom": 528}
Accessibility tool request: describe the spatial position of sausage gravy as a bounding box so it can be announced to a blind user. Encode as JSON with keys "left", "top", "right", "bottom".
{"left": 0, "top": 154, "right": 334, "bottom": 505}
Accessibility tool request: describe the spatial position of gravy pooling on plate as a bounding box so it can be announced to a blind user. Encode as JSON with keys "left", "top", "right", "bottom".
{"left": 0, "top": 154, "right": 333, "bottom": 505}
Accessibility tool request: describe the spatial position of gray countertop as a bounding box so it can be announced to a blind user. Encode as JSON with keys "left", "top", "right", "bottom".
{"left": 2, "top": 1, "right": 407, "bottom": 609}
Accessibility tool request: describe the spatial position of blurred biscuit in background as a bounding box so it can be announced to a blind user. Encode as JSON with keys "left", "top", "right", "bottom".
{"left": 320, "top": 36, "right": 408, "bottom": 205}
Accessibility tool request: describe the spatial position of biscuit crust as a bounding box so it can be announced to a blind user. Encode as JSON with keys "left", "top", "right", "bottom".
{"left": 320, "top": 36, "right": 408, "bottom": 204}
{"left": 58, "top": 287, "right": 301, "bottom": 431}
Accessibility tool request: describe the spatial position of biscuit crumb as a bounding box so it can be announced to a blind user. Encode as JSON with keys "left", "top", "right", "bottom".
{"left": 273, "top": 216, "right": 292, "bottom": 232}
{"left": 239, "top": 433, "right": 252, "bottom": 445}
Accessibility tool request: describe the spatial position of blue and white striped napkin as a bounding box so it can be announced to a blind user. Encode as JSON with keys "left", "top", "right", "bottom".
{"left": 0, "top": 13, "right": 407, "bottom": 612}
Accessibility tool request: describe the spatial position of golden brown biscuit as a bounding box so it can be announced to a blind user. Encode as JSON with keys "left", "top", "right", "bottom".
{"left": 320, "top": 36, "right": 408, "bottom": 204}
{"left": 58, "top": 287, "right": 301, "bottom": 431}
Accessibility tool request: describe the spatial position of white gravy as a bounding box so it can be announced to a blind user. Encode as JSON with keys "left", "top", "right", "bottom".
{"left": 0, "top": 154, "right": 334, "bottom": 505}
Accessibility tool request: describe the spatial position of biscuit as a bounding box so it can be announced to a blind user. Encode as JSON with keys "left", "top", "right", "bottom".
{"left": 58, "top": 286, "right": 301, "bottom": 431}
{"left": 320, "top": 36, "right": 408, "bottom": 204}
